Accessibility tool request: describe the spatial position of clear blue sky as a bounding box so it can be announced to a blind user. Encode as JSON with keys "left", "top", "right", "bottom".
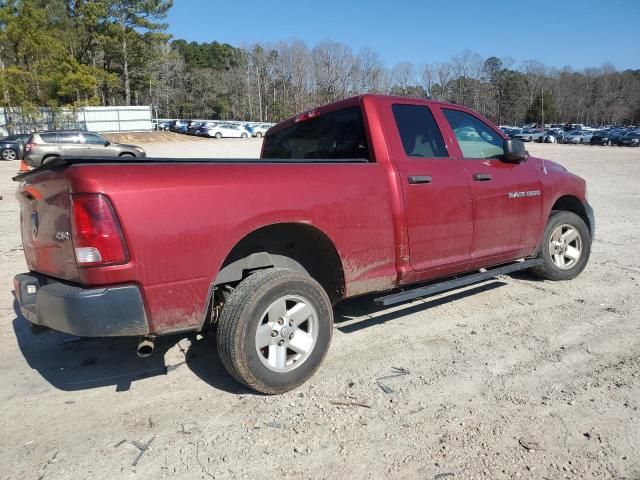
{"left": 166, "top": 0, "right": 639, "bottom": 70}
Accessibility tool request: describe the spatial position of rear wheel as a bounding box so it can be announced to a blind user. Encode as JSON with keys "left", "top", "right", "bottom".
{"left": 215, "top": 132, "right": 222, "bottom": 139}
{"left": 1, "top": 148, "right": 17, "bottom": 161}
{"left": 530, "top": 211, "right": 591, "bottom": 281}
{"left": 255, "top": 132, "right": 263, "bottom": 138}
{"left": 216, "top": 268, "right": 333, "bottom": 394}
{"left": 241, "top": 133, "right": 248, "bottom": 138}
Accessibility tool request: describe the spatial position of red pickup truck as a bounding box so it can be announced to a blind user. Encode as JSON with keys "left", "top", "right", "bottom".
{"left": 14, "top": 94, "right": 594, "bottom": 393}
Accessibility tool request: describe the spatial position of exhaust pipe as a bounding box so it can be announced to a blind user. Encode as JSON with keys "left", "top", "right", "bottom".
{"left": 137, "top": 337, "right": 155, "bottom": 358}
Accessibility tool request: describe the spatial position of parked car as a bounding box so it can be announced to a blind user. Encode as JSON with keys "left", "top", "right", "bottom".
{"left": 186, "top": 121, "right": 204, "bottom": 135}
{"left": 0, "top": 133, "right": 31, "bottom": 160}
{"left": 195, "top": 122, "right": 220, "bottom": 136}
{"left": 589, "top": 130, "right": 612, "bottom": 146}
{"left": 251, "top": 124, "right": 272, "bottom": 137}
{"left": 154, "top": 121, "right": 170, "bottom": 131}
{"left": 14, "top": 94, "right": 594, "bottom": 394}
{"left": 205, "top": 123, "right": 251, "bottom": 138}
{"left": 542, "top": 129, "right": 560, "bottom": 143}
{"left": 23, "top": 130, "right": 146, "bottom": 167}
{"left": 618, "top": 131, "right": 640, "bottom": 147}
{"left": 514, "top": 129, "right": 544, "bottom": 142}
{"left": 564, "top": 130, "right": 593, "bottom": 144}
{"left": 607, "top": 129, "right": 629, "bottom": 146}
{"left": 505, "top": 128, "right": 523, "bottom": 139}
{"left": 168, "top": 120, "right": 188, "bottom": 132}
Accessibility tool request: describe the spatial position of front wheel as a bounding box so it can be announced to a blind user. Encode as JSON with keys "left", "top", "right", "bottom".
{"left": 241, "top": 133, "right": 248, "bottom": 138}
{"left": 215, "top": 132, "right": 222, "bottom": 139}
{"left": 216, "top": 268, "right": 333, "bottom": 394}
{"left": 255, "top": 132, "right": 263, "bottom": 138}
{"left": 530, "top": 211, "right": 591, "bottom": 281}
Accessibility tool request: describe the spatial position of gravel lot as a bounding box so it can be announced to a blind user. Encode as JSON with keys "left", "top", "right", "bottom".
{"left": 0, "top": 141, "right": 639, "bottom": 480}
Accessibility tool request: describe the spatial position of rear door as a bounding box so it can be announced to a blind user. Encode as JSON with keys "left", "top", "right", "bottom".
{"left": 382, "top": 99, "right": 473, "bottom": 276}
{"left": 57, "top": 132, "right": 85, "bottom": 156}
{"left": 439, "top": 107, "right": 542, "bottom": 267}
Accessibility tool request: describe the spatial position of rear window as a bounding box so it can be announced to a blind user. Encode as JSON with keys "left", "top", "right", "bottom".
{"left": 262, "top": 106, "right": 370, "bottom": 160}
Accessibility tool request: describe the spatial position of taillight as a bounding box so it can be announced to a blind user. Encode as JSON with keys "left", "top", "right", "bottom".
{"left": 25, "top": 142, "right": 35, "bottom": 152}
{"left": 70, "top": 193, "right": 128, "bottom": 267}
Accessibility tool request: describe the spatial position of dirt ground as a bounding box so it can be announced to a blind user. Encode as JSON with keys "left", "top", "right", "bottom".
{"left": 104, "top": 131, "right": 212, "bottom": 145}
{"left": 0, "top": 141, "right": 639, "bottom": 480}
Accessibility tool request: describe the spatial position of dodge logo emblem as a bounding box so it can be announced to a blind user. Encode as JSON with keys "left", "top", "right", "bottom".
{"left": 30, "top": 212, "right": 38, "bottom": 239}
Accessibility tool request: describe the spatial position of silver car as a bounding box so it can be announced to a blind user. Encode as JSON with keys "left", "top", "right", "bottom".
{"left": 24, "top": 131, "right": 146, "bottom": 167}
{"left": 514, "top": 129, "right": 544, "bottom": 142}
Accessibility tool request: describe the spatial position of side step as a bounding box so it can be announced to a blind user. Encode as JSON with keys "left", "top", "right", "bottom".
{"left": 374, "top": 258, "right": 543, "bottom": 307}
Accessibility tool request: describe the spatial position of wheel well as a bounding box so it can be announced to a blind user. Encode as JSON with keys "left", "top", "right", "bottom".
{"left": 214, "top": 223, "right": 345, "bottom": 304}
{"left": 119, "top": 152, "right": 135, "bottom": 157}
{"left": 41, "top": 154, "right": 60, "bottom": 164}
{"left": 551, "top": 195, "right": 592, "bottom": 234}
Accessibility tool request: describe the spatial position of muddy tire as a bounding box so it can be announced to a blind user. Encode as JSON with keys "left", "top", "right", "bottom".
{"left": 530, "top": 211, "right": 591, "bottom": 281}
{"left": 217, "top": 268, "right": 333, "bottom": 394}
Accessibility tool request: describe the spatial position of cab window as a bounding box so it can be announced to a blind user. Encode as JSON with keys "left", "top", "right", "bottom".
{"left": 262, "top": 106, "right": 370, "bottom": 160}
{"left": 392, "top": 104, "right": 448, "bottom": 158}
{"left": 443, "top": 109, "right": 504, "bottom": 159}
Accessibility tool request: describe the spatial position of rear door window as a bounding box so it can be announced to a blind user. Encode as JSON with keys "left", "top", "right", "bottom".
{"left": 40, "top": 133, "right": 58, "bottom": 143}
{"left": 262, "top": 106, "right": 370, "bottom": 160}
{"left": 57, "top": 133, "right": 82, "bottom": 144}
{"left": 392, "top": 104, "right": 448, "bottom": 158}
{"left": 442, "top": 109, "right": 504, "bottom": 159}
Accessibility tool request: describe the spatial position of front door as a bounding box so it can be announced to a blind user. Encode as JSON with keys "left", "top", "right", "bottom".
{"left": 81, "top": 132, "right": 112, "bottom": 157}
{"left": 384, "top": 101, "right": 474, "bottom": 277}
{"left": 440, "top": 108, "right": 542, "bottom": 267}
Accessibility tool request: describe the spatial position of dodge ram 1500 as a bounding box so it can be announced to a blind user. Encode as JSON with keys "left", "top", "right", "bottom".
{"left": 14, "top": 94, "right": 594, "bottom": 393}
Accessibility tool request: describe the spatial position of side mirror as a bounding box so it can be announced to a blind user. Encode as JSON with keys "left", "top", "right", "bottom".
{"left": 503, "top": 138, "right": 527, "bottom": 162}
{"left": 104, "top": 140, "right": 110, "bottom": 147}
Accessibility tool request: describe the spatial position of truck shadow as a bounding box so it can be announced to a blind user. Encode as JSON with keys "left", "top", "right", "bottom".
{"left": 11, "top": 297, "right": 246, "bottom": 394}
{"left": 12, "top": 279, "right": 511, "bottom": 394}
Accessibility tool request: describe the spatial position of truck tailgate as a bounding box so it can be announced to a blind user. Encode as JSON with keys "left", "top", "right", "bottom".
{"left": 17, "top": 173, "right": 80, "bottom": 282}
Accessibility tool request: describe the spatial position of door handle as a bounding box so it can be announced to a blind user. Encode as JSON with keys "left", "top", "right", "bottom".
{"left": 473, "top": 173, "right": 492, "bottom": 182}
{"left": 408, "top": 175, "right": 432, "bottom": 184}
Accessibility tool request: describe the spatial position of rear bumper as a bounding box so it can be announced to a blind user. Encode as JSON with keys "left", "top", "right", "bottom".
{"left": 14, "top": 273, "right": 149, "bottom": 337}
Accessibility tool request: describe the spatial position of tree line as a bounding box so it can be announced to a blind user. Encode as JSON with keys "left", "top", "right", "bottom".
{"left": 1, "top": 0, "right": 639, "bottom": 127}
